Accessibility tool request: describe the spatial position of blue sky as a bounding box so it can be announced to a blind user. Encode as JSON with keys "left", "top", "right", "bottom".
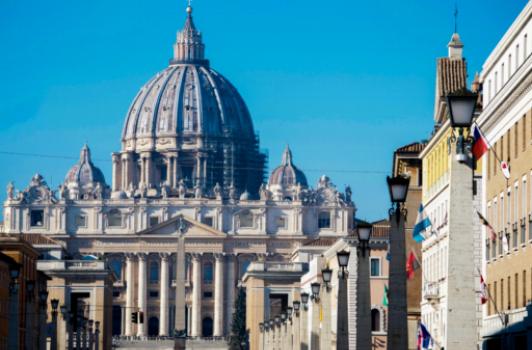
{"left": 0, "top": 0, "right": 527, "bottom": 221}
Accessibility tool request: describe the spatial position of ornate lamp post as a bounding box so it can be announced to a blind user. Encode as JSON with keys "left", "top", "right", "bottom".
{"left": 386, "top": 174, "right": 410, "bottom": 350}
{"left": 60, "top": 305, "right": 74, "bottom": 350}
{"left": 443, "top": 89, "right": 479, "bottom": 349}
{"left": 8, "top": 265, "right": 20, "bottom": 350}
{"left": 38, "top": 290, "right": 48, "bottom": 350}
{"left": 300, "top": 293, "right": 309, "bottom": 310}
{"left": 50, "top": 299, "right": 59, "bottom": 350}
{"left": 355, "top": 222, "right": 373, "bottom": 349}
{"left": 94, "top": 321, "right": 100, "bottom": 350}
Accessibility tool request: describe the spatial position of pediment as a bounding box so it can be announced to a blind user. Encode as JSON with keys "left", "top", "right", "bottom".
{"left": 138, "top": 215, "right": 226, "bottom": 238}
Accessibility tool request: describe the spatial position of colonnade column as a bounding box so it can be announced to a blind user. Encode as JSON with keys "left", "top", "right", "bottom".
{"left": 144, "top": 153, "right": 152, "bottom": 187}
{"left": 111, "top": 153, "right": 120, "bottom": 192}
{"left": 137, "top": 253, "right": 147, "bottom": 337}
{"left": 213, "top": 253, "right": 225, "bottom": 337}
{"left": 124, "top": 255, "right": 135, "bottom": 336}
{"left": 159, "top": 253, "right": 169, "bottom": 336}
{"left": 191, "top": 254, "right": 202, "bottom": 337}
{"left": 224, "top": 254, "right": 236, "bottom": 334}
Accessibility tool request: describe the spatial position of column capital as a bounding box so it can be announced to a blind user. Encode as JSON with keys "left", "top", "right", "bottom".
{"left": 136, "top": 253, "right": 148, "bottom": 260}
{"left": 125, "top": 253, "right": 137, "bottom": 261}
{"left": 159, "top": 252, "right": 171, "bottom": 261}
{"left": 190, "top": 253, "right": 202, "bottom": 261}
{"left": 213, "top": 253, "right": 225, "bottom": 261}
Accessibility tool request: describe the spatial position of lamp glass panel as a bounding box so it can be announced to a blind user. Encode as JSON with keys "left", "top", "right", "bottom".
{"left": 448, "top": 96, "right": 476, "bottom": 127}
{"left": 311, "top": 282, "right": 321, "bottom": 295}
{"left": 301, "top": 293, "right": 309, "bottom": 304}
{"left": 337, "top": 251, "right": 350, "bottom": 267}
{"left": 391, "top": 183, "right": 408, "bottom": 202}
{"left": 322, "top": 269, "right": 332, "bottom": 283}
{"left": 293, "top": 301, "right": 301, "bottom": 311}
{"left": 358, "top": 227, "right": 372, "bottom": 241}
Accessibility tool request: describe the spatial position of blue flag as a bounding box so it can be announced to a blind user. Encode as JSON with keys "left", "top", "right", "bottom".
{"left": 413, "top": 204, "right": 431, "bottom": 243}
{"left": 417, "top": 322, "right": 433, "bottom": 349}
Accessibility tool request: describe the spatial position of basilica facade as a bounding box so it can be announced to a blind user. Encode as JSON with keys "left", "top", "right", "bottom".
{"left": 2, "top": 5, "right": 356, "bottom": 342}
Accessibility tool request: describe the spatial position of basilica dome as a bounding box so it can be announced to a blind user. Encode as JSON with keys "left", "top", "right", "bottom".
{"left": 114, "top": 6, "right": 266, "bottom": 197}
{"left": 269, "top": 146, "right": 308, "bottom": 188}
{"left": 121, "top": 6, "right": 255, "bottom": 152}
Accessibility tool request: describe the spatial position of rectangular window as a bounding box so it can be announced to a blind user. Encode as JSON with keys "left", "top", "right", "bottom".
{"left": 523, "top": 115, "right": 527, "bottom": 151}
{"left": 516, "top": 45, "right": 520, "bottom": 67}
{"left": 201, "top": 216, "right": 214, "bottom": 227}
{"left": 486, "top": 240, "right": 490, "bottom": 260}
{"left": 515, "top": 273, "right": 519, "bottom": 310}
{"left": 501, "top": 279, "right": 504, "bottom": 311}
{"left": 495, "top": 71, "right": 499, "bottom": 92}
{"left": 203, "top": 291, "right": 213, "bottom": 298}
{"left": 515, "top": 124, "right": 519, "bottom": 158}
{"left": 370, "top": 258, "right": 381, "bottom": 277}
{"left": 494, "top": 281, "right": 498, "bottom": 313}
{"left": 30, "top": 210, "right": 44, "bottom": 227}
{"left": 75, "top": 214, "right": 87, "bottom": 228}
{"left": 507, "top": 131, "right": 511, "bottom": 161}
{"left": 507, "top": 276, "right": 511, "bottom": 310}
{"left": 149, "top": 290, "right": 159, "bottom": 298}
{"left": 509, "top": 54, "right": 512, "bottom": 76}
{"left": 523, "top": 270, "right": 527, "bottom": 307}
{"left": 318, "top": 212, "right": 331, "bottom": 229}
{"left": 149, "top": 216, "right": 159, "bottom": 227}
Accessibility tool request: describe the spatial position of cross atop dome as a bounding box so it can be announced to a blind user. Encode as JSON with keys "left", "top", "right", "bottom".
{"left": 171, "top": 2, "right": 208, "bottom": 65}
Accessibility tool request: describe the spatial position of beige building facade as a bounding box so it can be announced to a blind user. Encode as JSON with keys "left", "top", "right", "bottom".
{"left": 477, "top": 2, "right": 532, "bottom": 347}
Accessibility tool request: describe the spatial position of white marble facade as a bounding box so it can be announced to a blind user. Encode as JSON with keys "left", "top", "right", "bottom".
{"left": 2, "top": 5, "right": 356, "bottom": 339}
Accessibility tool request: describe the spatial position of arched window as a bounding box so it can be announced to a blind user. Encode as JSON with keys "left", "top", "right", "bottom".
{"left": 238, "top": 210, "right": 254, "bottom": 228}
{"left": 371, "top": 309, "right": 381, "bottom": 332}
{"left": 150, "top": 261, "right": 159, "bottom": 282}
{"left": 202, "top": 317, "right": 213, "bottom": 337}
{"left": 108, "top": 209, "right": 122, "bottom": 227}
{"left": 203, "top": 261, "right": 213, "bottom": 283}
{"left": 148, "top": 317, "right": 159, "bottom": 336}
{"left": 318, "top": 211, "right": 331, "bottom": 229}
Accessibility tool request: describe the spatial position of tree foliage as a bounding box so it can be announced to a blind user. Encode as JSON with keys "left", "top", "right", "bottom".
{"left": 228, "top": 286, "right": 248, "bottom": 349}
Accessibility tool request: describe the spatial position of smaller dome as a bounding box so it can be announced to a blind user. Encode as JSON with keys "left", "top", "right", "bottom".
{"left": 268, "top": 146, "right": 308, "bottom": 188}
{"left": 65, "top": 144, "right": 106, "bottom": 189}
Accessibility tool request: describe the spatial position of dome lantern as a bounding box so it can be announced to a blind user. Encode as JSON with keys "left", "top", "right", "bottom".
{"left": 171, "top": 5, "right": 208, "bottom": 66}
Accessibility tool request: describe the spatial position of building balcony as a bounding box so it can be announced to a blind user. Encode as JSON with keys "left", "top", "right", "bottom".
{"left": 423, "top": 282, "right": 440, "bottom": 303}
{"left": 37, "top": 259, "right": 107, "bottom": 271}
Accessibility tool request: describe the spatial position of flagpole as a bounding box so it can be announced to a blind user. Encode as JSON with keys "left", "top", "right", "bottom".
{"left": 475, "top": 267, "right": 507, "bottom": 328}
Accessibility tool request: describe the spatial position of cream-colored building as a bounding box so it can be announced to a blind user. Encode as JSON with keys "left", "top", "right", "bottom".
{"left": 2, "top": 5, "right": 357, "bottom": 349}
{"left": 419, "top": 31, "right": 484, "bottom": 349}
{"left": 244, "top": 220, "right": 390, "bottom": 350}
{"left": 477, "top": 2, "right": 532, "bottom": 347}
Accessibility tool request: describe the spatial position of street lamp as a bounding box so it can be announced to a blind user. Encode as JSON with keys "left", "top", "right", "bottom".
{"left": 39, "top": 290, "right": 48, "bottom": 309}
{"left": 321, "top": 267, "right": 333, "bottom": 289}
{"left": 301, "top": 292, "right": 309, "bottom": 310}
{"left": 337, "top": 250, "right": 350, "bottom": 279}
{"left": 356, "top": 221, "right": 373, "bottom": 257}
{"left": 447, "top": 89, "right": 477, "bottom": 128}
{"left": 286, "top": 306, "right": 293, "bottom": 320}
{"left": 9, "top": 266, "right": 20, "bottom": 294}
{"left": 447, "top": 89, "right": 478, "bottom": 162}
{"left": 292, "top": 301, "right": 300, "bottom": 316}
{"left": 386, "top": 173, "right": 411, "bottom": 350}
{"left": 50, "top": 299, "right": 59, "bottom": 350}
{"left": 387, "top": 175, "right": 410, "bottom": 204}
{"left": 310, "top": 282, "right": 320, "bottom": 302}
